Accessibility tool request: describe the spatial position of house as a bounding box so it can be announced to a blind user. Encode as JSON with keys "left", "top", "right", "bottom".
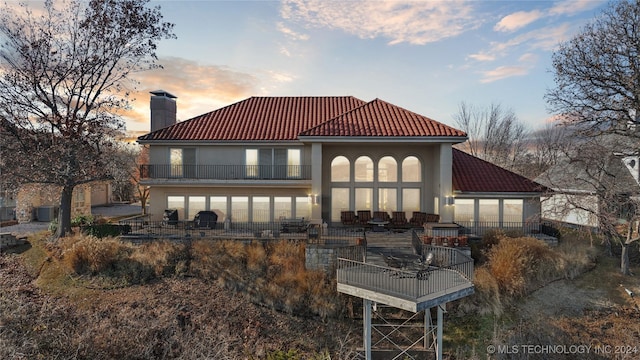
{"left": 535, "top": 146, "right": 640, "bottom": 229}
{"left": 137, "top": 91, "right": 545, "bottom": 230}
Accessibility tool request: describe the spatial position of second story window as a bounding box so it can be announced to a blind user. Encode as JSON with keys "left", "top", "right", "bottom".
{"left": 169, "top": 148, "right": 196, "bottom": 178}
{"left": 246, "top": 148, "right": 302, "bottom": 179}
{"left": 246, "top": 149, "right": 259, "bottom": 178}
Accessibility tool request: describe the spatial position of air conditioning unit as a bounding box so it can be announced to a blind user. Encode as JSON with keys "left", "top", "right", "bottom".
{"left": 37, "top": 206, "right": 57, "bottom": 222}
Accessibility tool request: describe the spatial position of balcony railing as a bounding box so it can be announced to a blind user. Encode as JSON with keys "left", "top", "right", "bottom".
{"left": 140, "top": 164, "right": 312, "bottom": 180}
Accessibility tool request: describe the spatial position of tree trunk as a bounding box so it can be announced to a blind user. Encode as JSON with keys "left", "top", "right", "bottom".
{"left": 621, "top": 243, "right": 630, "bottom": 275}
{"left": 56, "top": 185, "right": 74, "bottom": 238}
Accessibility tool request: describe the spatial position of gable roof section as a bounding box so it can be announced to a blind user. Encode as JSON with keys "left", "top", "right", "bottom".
{"left": 452, "top": 149, "right": 546, "bottom": 193}
{"left": 138, "top": 96, "right": 366, "bottom": 141}
{"left": 299, "top": 99, "right": 466, "bottom": 138}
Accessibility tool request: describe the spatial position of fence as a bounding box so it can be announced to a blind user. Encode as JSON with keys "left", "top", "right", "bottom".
{"left": 336, "top": 249, "right": 473, "bottom": 301}
{"left": 455, "top": 220, "right": 542, "bottom": 237}
{"left": 117, "top": 215, "right": 364, "bottom": 244}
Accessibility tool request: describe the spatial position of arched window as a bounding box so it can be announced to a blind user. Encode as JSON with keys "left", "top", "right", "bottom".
{"left": 402, "top": 156, "right": 421, "bottom": 182}
{"left": 378, "top": 156, "right": 397, "bottom": 182}
{"left": 331, "top": 156, "right": 350, "bottom": 182}
{"left": 355, "top": 156, "right": 374, "bottom": 182}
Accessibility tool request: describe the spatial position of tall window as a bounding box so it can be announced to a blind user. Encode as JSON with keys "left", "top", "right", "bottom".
{"left": 331, "top": 188, "right": 349, "bottom": 222}
{"left": 246, "top": 149, "right": 258, "bottom": 178}
{"left": 479, "top": 199, "right": 499, "bottom": 222}
{"left": 402, "top": 156, "right": 421, "bottom": 182}
{"left": 296, "top": 196, "right": 311, "bottom": 219}
{"left": 378, "top": 156, "right": 397, "bottom": 182}
{"left": 402, "top": 189, "right": 420, "bottom": 213}
{"left": 274, "top": 197, "right": 292, "bottom": 219}
{"left": 170, "top": 148, "right": 195, "bottom": 178}
{"left": 287, "top": 149, "right": 301, "bottom": 177}
{"left": 252, "top": 196, "right": 270, "bottom": 222}
{"left": 167, "top": 196, "right": 185, "bottom": 220}
{"left": 454, "top": 199, "right": 475, "bottom": 222}
{"left": 378, "top": 188, "right": 397, "bottom": 212}
{"left": 331, "top": 156, "right": 350, "bottom": 182}
{"left": 355, "top": 156, "right": 373, "bottom": 182}
{"left": 355, "top": 188, "right": 373, "bottom": 210}
{"left": 503, "top": 199, "right": 523, "bottom": 222}
{"left": 209, "top": 196, "right": 227, "bottom": 221}
{"left": 188, "top": 196, "right": 206, "bottom": 219}
{"left": 231, "top": 196, "right": 249, "bottom": 222}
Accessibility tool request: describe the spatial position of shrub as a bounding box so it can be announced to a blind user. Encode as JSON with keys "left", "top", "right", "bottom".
{"left": 62, "top": 236, "right": 129, "bottom": 274}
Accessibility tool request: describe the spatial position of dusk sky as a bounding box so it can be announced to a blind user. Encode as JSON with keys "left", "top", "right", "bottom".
{"left": 14, "top": 0, "right": 611, "bottom": 135}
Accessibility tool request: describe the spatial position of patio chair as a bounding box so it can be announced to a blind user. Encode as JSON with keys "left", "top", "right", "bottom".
{"left": 409, "top": 211, "right": 427, "bottom": 227}
{"left": 391, "top": 211, "right": 407, "bottom": 227}
{"left": 357, "top": 210, "right": 372, "bottom": 226}
{"left": 373, "top": 211, "right": 391, "bottom": 222}
{"left": 425, "top": 213, "right": 440, "bottom": 223}
{"left": 340, "top": 210, "right": 357, "bottom": 225}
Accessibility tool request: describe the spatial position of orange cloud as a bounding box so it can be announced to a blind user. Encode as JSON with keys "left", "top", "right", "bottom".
{"left": 123, "top": 57, "right": 270, "bottom": 132}
{"left": 494, "top": 10, "right": 543, "bottom": 32}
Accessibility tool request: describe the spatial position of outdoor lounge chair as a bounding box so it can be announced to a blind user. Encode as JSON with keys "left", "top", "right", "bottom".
{"left": 357, "top": 210, "right": 372, "bottom": 226}
{"left": 391, "top": 211, "right": 408, "bottom": 227}
{"left": 409, "top": 211, "right": 427, "bottom": 227}
{"left": 340, "top": 210, "right": 357, "bottom": 225}
{"left": 373, "top": 211, "right": 391, "bottom": 222}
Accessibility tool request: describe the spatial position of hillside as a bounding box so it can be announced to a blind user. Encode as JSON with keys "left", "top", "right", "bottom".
{"left": 1, "top": 230, "right": 639, "bottom": 359}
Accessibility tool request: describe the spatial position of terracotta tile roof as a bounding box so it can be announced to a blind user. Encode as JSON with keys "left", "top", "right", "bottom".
{"left": 300, "top": 99, "right": 466, "bottom": 137}
{"left": 452, "top": 149, "right": 546, "bottom": 193}
{"left": 138, "top": 96, "right": 366, "bottom": 141}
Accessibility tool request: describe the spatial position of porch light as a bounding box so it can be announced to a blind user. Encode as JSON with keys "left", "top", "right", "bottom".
{"left": 445, "top": 196, "right": 455, "bottom": 206}
{"left": 309, "top": 194, "right": 319, "bottom": 205}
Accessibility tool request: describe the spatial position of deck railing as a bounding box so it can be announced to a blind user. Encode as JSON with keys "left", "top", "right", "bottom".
{"left": 140, "top": 164, "right": 312, "bottom": 180}
{"left": 455, "top": 220, "right": 542, "bottom": 236}
{"left": 336, "top": 248, "right": 473, "bottom": 301}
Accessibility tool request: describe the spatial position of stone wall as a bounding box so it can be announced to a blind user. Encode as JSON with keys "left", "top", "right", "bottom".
{"left": 16, "top": 183, "right": 92, "bottom": 223}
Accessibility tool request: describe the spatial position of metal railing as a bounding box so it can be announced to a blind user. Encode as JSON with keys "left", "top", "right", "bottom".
{"left": 336, "top": 247, "right": 474, "bottom": 301}
{"left": 140, "top": 164, "right": 312, "bottom": 180}
{"left": 117, "top": 216, "right": 364, "bottom": 244}
{"left": 455, "top": 220, "right": 542, "bottom": 236}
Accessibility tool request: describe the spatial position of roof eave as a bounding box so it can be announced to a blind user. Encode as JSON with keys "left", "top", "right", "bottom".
{"left": 298, "top": 136, "right": 468, "bottom": 144}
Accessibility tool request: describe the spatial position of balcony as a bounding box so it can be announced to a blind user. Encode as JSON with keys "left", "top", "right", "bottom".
{"left": 140, "top": 164, "right": 312, "bottom": 181}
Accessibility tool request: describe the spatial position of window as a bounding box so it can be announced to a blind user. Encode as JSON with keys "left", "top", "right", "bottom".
{"left": 355, "top": 156, "right": 373, "bottom": 182}
{"left": 252, "top": 196, "right": 270, "bottom": 222}
{"left": 478, "top": 199, "right": 499, "bottom": 222}
{"left": 231, "top": 196, "right": 249, "bottom": 222}
{"left": 378, "top": 156, "right": 397, "bottom": 182}
{"left": 188, "top": 196, "right": 206, "bottom": 220}
{"left": 167, "top": 196, "right": 185, "bottom": 220}
{"left": 274, "top": 197, "right": 292, "bottom": 219}
{"left": 287, "top": 149, "right": 301, "bottom": 178}
{"left": 378, "top": 188, "right": 397, "bottom": 213}
{"left": 402, "top": 156, "right": 421, "bottom": 182}
{"left": 296, "top": 196, "right": 311, "bottom": 219}
{"left": 331, "top": 188, "right": 350, "bottom": 222}
{"left": 331, "top": 156, "right": 350, "bottom": 182}
{"left": 454, "top": 199, "right": 475, "bottom": 222}
{"left": 170, "top": 148, "right": 195, "bottom": 177}
{"left": 209, "top": 196, "right": 227, "bottom": 221}
{"left": 355, "top": 188, "right": 373, "bottom": 210}
{"left": 246, "top": 149, "right": 258, "bottom": 178}
{"left": 503, "top": 199, "right": 523, "bottom": 223}
{"left": 74, "top": 188, "right": 86, "bottom": 208}
{"left": 402, "top": 189, "right": 420, "bottom": 213}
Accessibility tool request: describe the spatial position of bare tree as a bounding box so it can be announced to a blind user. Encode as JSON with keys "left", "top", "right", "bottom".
{"left": 544, "top": 0, "right": 640, "bottom": 274}
{"left": 522, "top": 123, "right": 572, "bottom": 178}
{"left": 453, "top": 102, "right": 529, "bottom": 173}
{"left": 108, "top": 142, "right": 149, "bottom": 214}
{"left": 0, "top": 0, "right": 174, "bottom": 237}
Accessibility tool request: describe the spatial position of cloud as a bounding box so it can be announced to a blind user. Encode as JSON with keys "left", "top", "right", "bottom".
{"left": 122, "top": 57, "right": 293, "bottom": 131}
{"left": 479, "top": 65, "right": 529, "bottom": 83}
{"left": 467, "top": 52, "right": 496, "bottom": 62}
{"left": 494, "top": 10, "right": 543, "bottom": 32}
{"left": 549, "top": 0, "right": 604, "bottom": 16}
{"left": 280, "top": 0, "right": 481, "bottom": 45}
{"left": 277, "top": 22, "right": 310, "bottom": 41}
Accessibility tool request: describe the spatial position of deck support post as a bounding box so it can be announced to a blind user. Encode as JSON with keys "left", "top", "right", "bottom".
{"left": 363, "top": 299, "right": 372, "bottom": 360}
{"left": 437, "top": 303, "right": 445, "bottom": 360}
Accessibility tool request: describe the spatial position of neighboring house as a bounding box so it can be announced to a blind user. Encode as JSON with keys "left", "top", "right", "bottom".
{"left": 535, "top": 150, "right": 640, "bottom": 228}
{"left": 15, "top": 183, "right": 90, "bottom": 223}
{"left": 138, "top": 91, "right": 546, "bottom": 229}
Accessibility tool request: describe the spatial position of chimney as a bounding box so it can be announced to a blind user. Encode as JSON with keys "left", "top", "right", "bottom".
{"left": 150, "top": 90, "right": 177, "bottom": 132}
